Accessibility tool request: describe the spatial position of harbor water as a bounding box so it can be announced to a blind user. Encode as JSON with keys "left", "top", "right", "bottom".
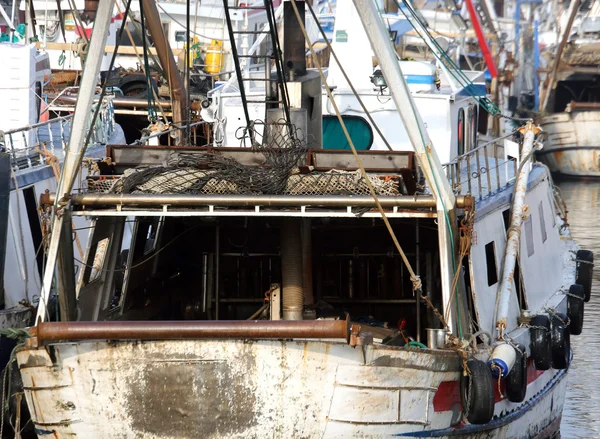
{"left": 559, "top": 181, "right": 600, "bottom": 438}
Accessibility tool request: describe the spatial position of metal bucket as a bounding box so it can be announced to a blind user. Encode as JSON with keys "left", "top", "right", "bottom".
{"left": 426, "top": 328, "right": 447, "bottom": 349}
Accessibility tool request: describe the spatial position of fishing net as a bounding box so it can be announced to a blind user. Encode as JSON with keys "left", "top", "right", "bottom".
{"left": 102, "top": 121, "right": 401, "bottom": 197}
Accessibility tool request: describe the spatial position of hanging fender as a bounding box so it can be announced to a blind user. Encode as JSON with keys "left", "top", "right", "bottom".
{"left": 567, "top": 284, "right": 585, "bottom": 335}
{"left": 506, "top": 343, "right": 528, "bottom": 403}
{"left": 549, "top": 312, "right": 570, "bottom": 370}
{"left": 461, "top": 358, "right": 495, "bottom": 425}
{"left": 529, "top": 314, "right": 551, "bottom": 371}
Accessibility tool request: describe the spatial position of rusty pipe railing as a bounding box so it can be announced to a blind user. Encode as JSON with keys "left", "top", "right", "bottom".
{"left": 29, "top": 318, "right": 351, "bottom": 345}
{"left": 42, "top": 192, "right": 474, "bottom": 209}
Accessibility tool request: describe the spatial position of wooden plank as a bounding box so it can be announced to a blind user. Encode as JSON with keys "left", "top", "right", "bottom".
{"left": 36, "top": 42, "right": 184, "bottom": 56}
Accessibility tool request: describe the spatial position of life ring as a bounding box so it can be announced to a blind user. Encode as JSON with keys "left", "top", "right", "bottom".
{"left": 567, "top": 284, "right": 585, "bottom": 335}
{"left": 529, "top": 315, "right": 551, "bottom": 370}
{"left": 576, "top": 249, "right": 594, "bottom": 302}
{"left": 506, "top": 343, "right": 528, "bottom": 403}
{"left": 550, "top": 312, "right": 570, "bottom": 369}
{"left": 460, "top": 358, "right": 494, "bottom": 424}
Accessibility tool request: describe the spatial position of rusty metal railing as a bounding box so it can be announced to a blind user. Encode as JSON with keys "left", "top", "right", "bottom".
{"left": 27, "top": 316, "right": 353, "bottom": 347}
{"left": 443, "top": 136, "right": 518, "bottom": 200}
{"left": 1, "top": 99, "right": 116, "bottom": 172}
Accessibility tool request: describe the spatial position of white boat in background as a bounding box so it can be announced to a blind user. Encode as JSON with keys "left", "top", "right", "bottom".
{"left": 539, "top": 103, "right": 600, "bottom": 178}
{"left": 538, "top": 0, "right": 600, "bottom": 178}
{"left": 9, "top": 1, "right": 592, "bottom": 438}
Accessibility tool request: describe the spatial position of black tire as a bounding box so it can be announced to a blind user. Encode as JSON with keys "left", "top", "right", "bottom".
{"left": 550, "top": 312, "right": 570, "bottom": 369}
{"left": 460, "top": 359, "right": 494, "bottom": 424}
{"left": 567, "top": 284, "right": 585, "bottom": 335}
{"left": 576, "top": 249, "right": 594, "bottom": 302}
{"left": 506, "top": 343, "right": 528, "bottom": 403}
{"left": 529, "top": 315, "right": 551, "bottom": 370}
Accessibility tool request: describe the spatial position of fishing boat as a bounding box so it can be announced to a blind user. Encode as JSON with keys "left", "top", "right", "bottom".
{"left": 537, "top": 0, "right": 600, "bottom": 178}
{"left": 9, "top": 1, "right": 593, "bottom": 438}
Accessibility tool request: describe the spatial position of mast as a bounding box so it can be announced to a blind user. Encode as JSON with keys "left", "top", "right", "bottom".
{"left": 540, "top": 0, "right": 581, "bottom": 111}
{"left": 494, "top": 122, "right": 538, "bottom": 338}
{"left": 352, "top": 0, "right": 465, "bottom": 335}
{"left": 140, "top": 0, "right": 187, "bottom": 145}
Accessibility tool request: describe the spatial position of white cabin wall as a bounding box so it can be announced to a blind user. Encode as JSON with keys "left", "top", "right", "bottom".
{"left": 4, "top": 170, "right": 90, "bottom": 309}
{"left": 519, "top": 178, "right": 563, "bottom": 312}
{"left": 4, "top": 184, "right": 45, "bottom": 308}
{"left": 470, "top": 209, "right": 521, "bottom": 334}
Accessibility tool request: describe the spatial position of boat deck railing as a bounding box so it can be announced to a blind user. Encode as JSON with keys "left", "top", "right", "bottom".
{"left": 443, "top": 135, "right": 518, "bottom": 200}
{"left": 1, "top": 99, "right": 116, "bottom": 172}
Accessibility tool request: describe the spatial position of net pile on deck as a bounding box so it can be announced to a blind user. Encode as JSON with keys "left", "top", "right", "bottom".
{"left": 103, "top": 128, "right": 401, "bottom": 197}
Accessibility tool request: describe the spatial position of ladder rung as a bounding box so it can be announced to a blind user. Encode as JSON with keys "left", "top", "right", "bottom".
{"left": 228, "top": 6, "right": 266, "bottom": 9}
{"left": 233, "top": 31, "right": 271, "bottom": 34}
{"left": 241, "top": 78, "right": 278, "bottom": 81}
{"left": 237, "top": 54, "right": 270, "bottom": 58}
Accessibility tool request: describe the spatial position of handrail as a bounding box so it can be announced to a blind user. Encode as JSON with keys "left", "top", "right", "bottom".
{"left": 1, "top": 114, "right": 74, "bottom": 136}
{"left": 442, "top": 134, "right": 518, "bottom": 200}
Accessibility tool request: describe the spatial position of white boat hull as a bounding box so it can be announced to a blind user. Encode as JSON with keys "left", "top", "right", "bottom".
{"left": 539, "top": 111, "right": 600, "bottom": 178}
{"left": 17, "top": 339, "right": 565, "bottom": 439}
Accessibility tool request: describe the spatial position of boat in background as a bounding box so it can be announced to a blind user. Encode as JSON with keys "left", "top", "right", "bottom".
{"left": 538, "top": 0, "right": 600, "bottom": 178}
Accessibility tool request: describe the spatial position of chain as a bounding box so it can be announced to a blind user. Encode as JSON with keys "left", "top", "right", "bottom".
{"left": 574, "top": 258, "right": 594, "bottom": 266}
{"left": 545, "top": 307, "right": 570, "bottom": 328}
{"left": 519, "top": 323, "right": 550, "bottom": 332}
{"left": 565, "top": 290, "right": 585, "bottom": 301}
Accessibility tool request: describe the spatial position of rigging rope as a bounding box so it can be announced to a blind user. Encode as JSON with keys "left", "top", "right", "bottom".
{"left": 393, "top": 0, "right": 501, "bottom": 116}
{"left": 291, "top": 0, "right": 472, "bottom": 341}
{"left": 289, "top": 0, "right": 422, "bottom": 294}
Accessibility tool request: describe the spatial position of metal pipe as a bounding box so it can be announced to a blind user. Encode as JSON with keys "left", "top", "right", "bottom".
{"left": 55, "top": 95, "right": 172, "bottom": 109}
{"left": 140, "top": 0, "right": 186, "bottom": 142}
{"left": 415, "top": 219, "right": 420, "bottom": 342}
{"left": 31, "top": 318, "right": 351, "bottom": 343}
{"left": 49, "top": 193, "right": 473, "bottom": 209}
{"left": 281, "top": 219, "right": 304, "bottom": 320}
{"left": 495, "top": 122, "right": 537, "bottom": 338}
{"left": 215, "top": 224, "right": 220, "bottom": 320}
{"left": 302, "top": 219, "right": 314, "bottom": 306}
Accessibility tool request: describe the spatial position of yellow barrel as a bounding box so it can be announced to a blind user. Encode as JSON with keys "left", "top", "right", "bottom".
{"left": 205, "top": 40, "right": 223, "bottom": 75}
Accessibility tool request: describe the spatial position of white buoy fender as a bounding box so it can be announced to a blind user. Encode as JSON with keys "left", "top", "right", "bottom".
{"left": 488, "top": 343, "right": 517, "bottom": 378}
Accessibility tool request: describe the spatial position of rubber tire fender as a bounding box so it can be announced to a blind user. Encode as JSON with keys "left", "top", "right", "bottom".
{"left": 506, "top": 343, "right": 528, "bottom": 403}
{"left": 576, "top": 249, "right": 594, "bottom": 302}
{"left": 550, "top": 312, "right": 570, "bottom": 370}
{"left": 567, "top": 284, "right": 585, "bottom": 335}
{"left": 460, "top": 358, "right": 494, "bottom": 425}
{"left": 529, "top": 315, "right": 551, "bottom": 370}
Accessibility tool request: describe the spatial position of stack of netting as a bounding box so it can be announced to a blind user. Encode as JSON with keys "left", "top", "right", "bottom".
{"left": 107, "top": 124, "right": 401, "bottom": 196}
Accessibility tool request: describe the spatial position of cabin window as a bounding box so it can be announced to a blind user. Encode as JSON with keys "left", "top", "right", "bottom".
{"left": 175, "top": 31, "right": 186, "bottom": 43}
{"left": 538, "top": 202, "right": 547, "bottom": 243}
{"left": 143, "top": 218, "right": 164, "bottom": 255}
{"left": 470, "top": 105, "right": 478, "bottom": 149}
{"left": 322, "top": 115, "right": 374, "bottom": 150}
{"left": 457, "top": 108, "right": 465, "bottom": 156}
{"left": 525, "top": 216, "right": 534, "bottom": 257}
{"left": 485, "top": 241, "right": 498, "bottom": 286}
{"left": 547, "top": 191, "right": 556, "bottom": 227}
